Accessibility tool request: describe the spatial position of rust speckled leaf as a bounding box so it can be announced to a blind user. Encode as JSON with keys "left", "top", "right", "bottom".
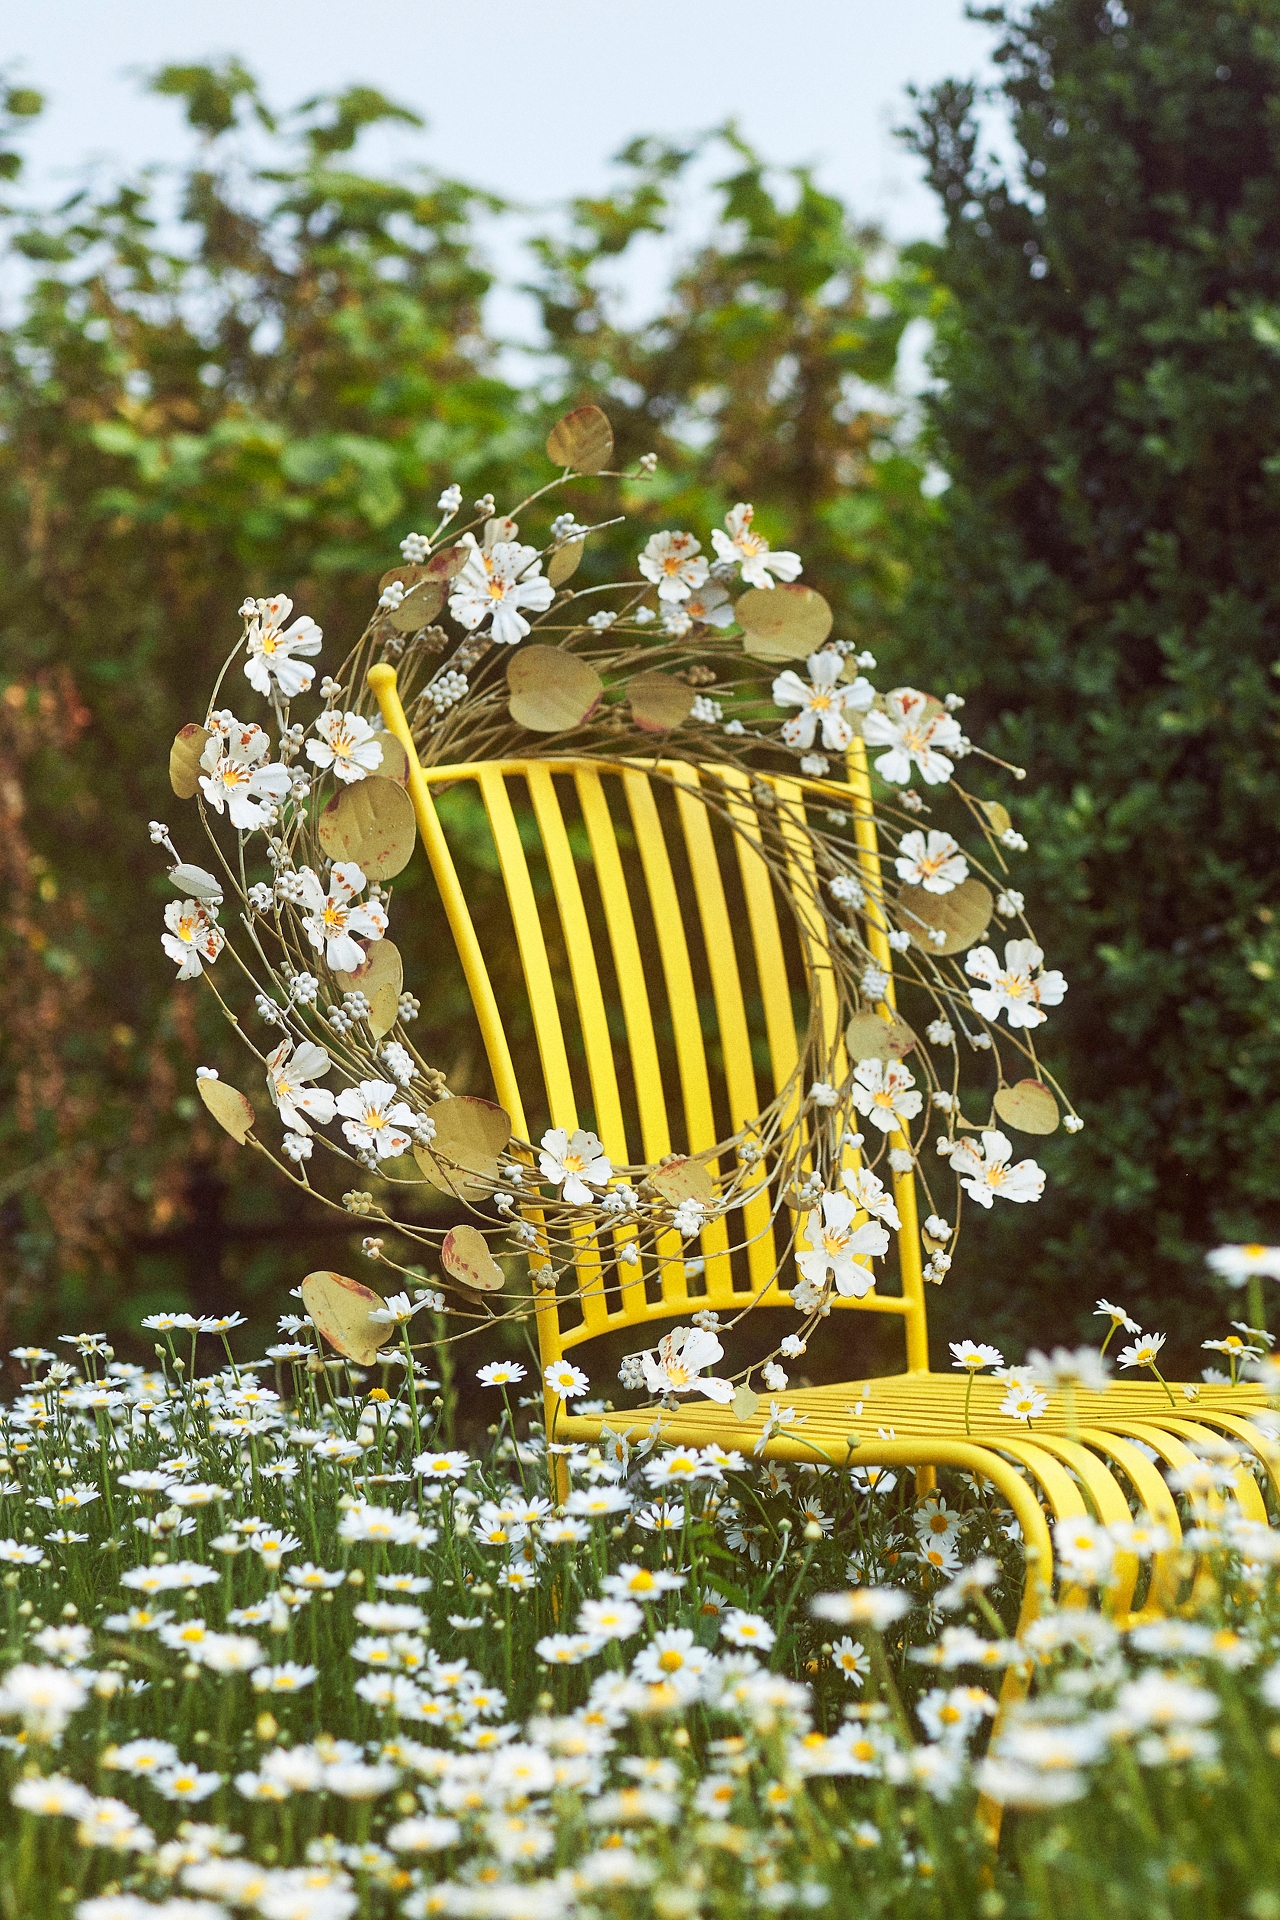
{"left": 441, "top": 1225, "right": 505, "bottom": 1293}
{"left": 546, "top": 405, "right": 613, "bottom": 473}
{"left": 170, "top": 724, "right": 211, "bottom": 800}
{"left": 197, "top": 1076, "right": 255, "bottom": 1144}
{"left": 317, "top": 777, "right": 417, "bottom": 881}
{"left": 301, "top": 1270, "right": 388, "bottom": 1365}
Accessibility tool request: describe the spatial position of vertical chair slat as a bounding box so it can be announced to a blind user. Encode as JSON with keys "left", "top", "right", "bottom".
{"left": 526, "top": 767, "right": 629, "bottom": 1161}
{"left": 527, "top": 766, "right": 639, "bottom": 1333}
{"left": 845, "top": 738, "right": 929, "bottom": 1369}
{"left": 476, "top": 767, "right": 579, "bottom": 1131}
{"left": 622, "top": 768, "right": 729, "bottom": 1310}
{"left": 477, "top": 767, "right": 611, "bottom": 1337}
{"left": 574, "top": 771, "right": 673, "bottom": 1167}
{"left": 669, "top": 765, "right": 779, "bottom": 1302}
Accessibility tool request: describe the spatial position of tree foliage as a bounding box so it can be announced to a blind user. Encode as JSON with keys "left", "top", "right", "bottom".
{"left": 901, "top": 0, "right": 1280, "bottom": 1362}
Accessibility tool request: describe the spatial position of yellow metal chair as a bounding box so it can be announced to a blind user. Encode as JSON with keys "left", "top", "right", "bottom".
{"left": 368, "top": 663, "right": 1275, "bottom": 1644}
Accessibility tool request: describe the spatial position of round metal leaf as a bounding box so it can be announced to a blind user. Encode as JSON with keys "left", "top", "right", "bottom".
{"left": 389, "top": 579, "right": 445, "bottom": 633}
{"left": 334, "top": 936, "right": 403, "bottom": 1001}
{"left": 368, "top": 982, "right": 401, "bottom": 1041}
{"left": 197, "top": 1076, "right": 255, "bottom": 1144}
{"left": 441, "top": 1224, "right": 505, "bottom": 1293}
{"left": 736, "top": 584, "right": 832, "bottom": 661}
{"left": 301, "top": 1270, "right": 388, "bottom": 1366}
{"left": 546, "top": 405, "right": 614, "bottom": 474}
{"left": 170, "top": 724, "right": 211, "bottom": 800}
{"left": 507, "top": 646, "right": 603, "bottom": 733}
{"left": 993, "top": 1079, "right": 1059, "bottom": 1135}
{"left": 629, "top": 672, "right": 695, "bottom": 733}
{"left": 369, "top": 731, "right": 409, "bottom": 784}
{"left": 649, "top": 1158, "right": 715, "bottom": 1207}
{"left": 379, "top": 563, "right": 429, "bottom": 593}
{"left": 425, "top": 545, "right": 468, "bottom": 581}
{"left": 897, "top": 877, "right": 993, "bottom": 957}
{"left": 414, "top": 1096, "right": 512, "bottom": 1201}
{"left": 981, "top": 799, "right": 1012, "bottom": 837}
{"left": 317, "top": 777, "right": 417, "bottom": 881}
{"left": 845, "top": 1010, "right": 916, "bottom": 1065}
{"left": 547, "top": 538, "right": 584, "bottom": 587}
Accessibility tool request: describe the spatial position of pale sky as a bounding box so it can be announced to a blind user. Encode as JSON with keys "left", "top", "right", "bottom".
{"left": 4, "top": 2, "right": 1009, "bottom": 343}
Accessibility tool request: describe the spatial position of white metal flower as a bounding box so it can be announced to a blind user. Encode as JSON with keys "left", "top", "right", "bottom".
{"left": 448, "top": 539, "right": 555, "bottom": 645}
{"left": 538, "top": 1127, "right": 612, "bottom": 1205}
{"left": 265, "top": 1038, "right": 336, "bottom": 1133}
{"left": 710, "top": 503, "right": 802, "bottom": 588}
{"left": 862, "top": 688, "right": 964, "bottom": 786}
{"left": 161, "top": 899, "right": 224, "bottom": 980}
{"left": 636, "top": 529, "right": 709, "bottom": 604}
{"left": 841, "top": 1165, "right": 902, "bottom": 1230}
{"left": 242, "top": 594, "right": 323, "bottom": 699}
{"left": 850, "top": 1058, "right": 924, "bottom": 1134}
{"left": 949, "top": 1130, "right": 1045, "bottom": 1208}
{"left": 198, "top": 717, "right": 291, "bottom": 831}
{"left": 681, "top": 581, "right": 736, "bottom": 628}
{"left": 640, "top": 1326, "right": 734, "bottom": 1403}
{"left": 795, "top": 1191, "right": 890, "bottom": 1299}
{"left": 305, "top": 710, "right": 384, "bottom": 785}
{"left": 965, "top": 938, "right": 1067, "bottom": 1030}
{"left": 297, "top": 862, "right": 388, "bottom": 973}
{"left": 772, "top": 651, "right": 872, "bottom": 753}
{"left": 335, "top": 1080, "right": 417, "bottom": 1160}
{"left": 894, "top": 830, "right": 969, "bottom": 894}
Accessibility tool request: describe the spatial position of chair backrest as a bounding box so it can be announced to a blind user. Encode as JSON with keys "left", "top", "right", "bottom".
{"left": 368, "top": 664, "right": 929, "bottom": 1376}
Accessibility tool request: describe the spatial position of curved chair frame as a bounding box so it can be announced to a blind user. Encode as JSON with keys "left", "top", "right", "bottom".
{"left": 368, "top": 663, "right": 1276, "bottom": 1660}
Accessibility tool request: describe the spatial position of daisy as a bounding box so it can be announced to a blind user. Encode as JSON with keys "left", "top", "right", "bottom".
{"left": 636, "top": 529, "right": 708, "bottom": 604}
{"left": 640, "top": 1325, "right": 734, "bottom": 1403}
{"left": 1206, "top": 1244, "right": 1280, "bottom": 1286}
{"left": 950, "top": 1340, "right": 1003, "bottom": 1373}
{"left": 544, "top": 1359, "right": 590, "bottom": 1401}
{"left": 1000, "top": 1384, "right": 1048, "bottom": 1425}
{"left": 1095, "top": 1298, "right": 1141, "bottom": 1348}
{"left": 477, "top": 1361, "right": 528, "bottom": 1388}
{"left": 199, "top": 718, "right": 291, "bottom": 830}
{"left": 152, "top": 1765, "right": 223, "bottom": 1803}
{"left": 600, "top": 1563, "right": 685, "bottom": 1601}
{"left": 965, "top": 938, "right": 1067, "bottom": 1029}
{"left": 449, "top": 538, "right": 555, "bottom": 645}
{"left": 830, "top": 1636, "right": 870, "bottom": 1685}
{"left": 297, "top": 861, "right": 388, "bottom": 973}
{"left": 772, "top": 651, "right": 872, "bottom": 753}
{"left": 949, "top": 1131, "right": 1045, "bottom": 1208}
{"left": 632, "top": 1627, "right": 711, "bottom": 1687}
{"left": 894, "top": 830, "right": 969, "bottom": 894}
{"left": 862, "top": 688, "right": 964, "bottom": 786}
{"left": 538, "top": 1127, "right": 612, "bottom": 1205}
{"left": 850, "top": 1058, "right": 923, "bottom": 1134}
{"left": 1117, "top": 1331, "right": 1167, "bottom": 1372}
{"left": 335, "top": 1079, "right": 417, "bottom": 1159}
{"left": 720, "top": 1609, "right": 776, "bottom": 1650}
{"left": 710, "top": 503, "right": 802, "bottom": 588}
{"left": 242, "top": 593, "right": 323, "bottom": 699}
{"left": 161, "top": 899, "right": 225, "bottom": 980}
{"left": 265, "top": 1037, "right": 336, "bottom": 1133}
{"left": 306, "top": 709, "right": 384, "bottom": 784}
{"left": 795, "top": 1191, "right": 889, "bottom": 1299}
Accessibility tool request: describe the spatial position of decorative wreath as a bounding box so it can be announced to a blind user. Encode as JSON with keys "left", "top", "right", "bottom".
{"left": 154, "top": 405, "right": 1076, "bottom": 1399}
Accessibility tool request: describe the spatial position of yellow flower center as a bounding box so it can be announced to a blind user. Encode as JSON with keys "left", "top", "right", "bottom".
{"left": 657, "top": 1649, "right": 685, "bottom": 1672}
